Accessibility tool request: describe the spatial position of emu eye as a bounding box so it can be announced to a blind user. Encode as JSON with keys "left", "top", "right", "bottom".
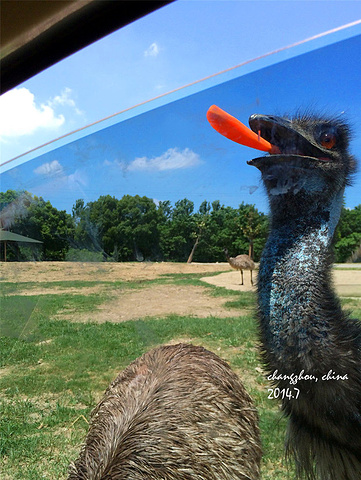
{"left": 320, "top": 131, "right": 336, "bottom": 149}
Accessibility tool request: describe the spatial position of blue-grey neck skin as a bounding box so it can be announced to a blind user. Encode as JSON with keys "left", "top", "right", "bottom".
{"left": 257, "top": 176, "right": 349, "bottom": 374}
{"left": 250, "top": 113, "right": 361, "bottom": 479}
{"left": 258, "top": 179, "right": 361, "bottom": 476}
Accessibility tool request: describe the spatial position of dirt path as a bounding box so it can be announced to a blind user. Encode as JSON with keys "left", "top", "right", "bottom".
{"left": 0, "top": 262, "right": 245, "bottom": 322}
{"left": 201, "top": 268, "right": 361, "bottom": 297}
{"left": 54, "top": 284, "right": 250, "bottom": 323}
{"left": 1, "top": 262, "right": 360, "bottom": 323}
{"left": 0, "top": 261, "right": 228, "bottom": 283}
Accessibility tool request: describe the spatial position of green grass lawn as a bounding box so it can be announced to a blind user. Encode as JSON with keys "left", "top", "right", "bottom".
{"left": 1, "top": 272, "right": 360, "bottom": 479}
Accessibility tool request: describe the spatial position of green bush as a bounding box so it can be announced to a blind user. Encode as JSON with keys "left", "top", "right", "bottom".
{"left": 65, "top": 248, "right": 104, "bottom": 262}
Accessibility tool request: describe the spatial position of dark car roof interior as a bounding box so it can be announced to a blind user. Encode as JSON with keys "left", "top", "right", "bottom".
{"left": 1, "top": 0, "right": 174, "bottom": 94}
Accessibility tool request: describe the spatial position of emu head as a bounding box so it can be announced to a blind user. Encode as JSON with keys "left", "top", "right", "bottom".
{"left": 247, "top": 114, "right": 357, "bottom": 210}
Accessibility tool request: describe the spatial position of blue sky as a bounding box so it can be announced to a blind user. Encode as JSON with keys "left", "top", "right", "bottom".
{"left": 1, "top": 0, "right": 361, "bottom": 215}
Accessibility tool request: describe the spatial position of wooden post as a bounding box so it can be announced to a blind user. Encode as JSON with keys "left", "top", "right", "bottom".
{"left": 248, "top": 241, "right": 254, "bottom": 261}
{"left": 187, "top": 237, "right": 199, "bottom": 264}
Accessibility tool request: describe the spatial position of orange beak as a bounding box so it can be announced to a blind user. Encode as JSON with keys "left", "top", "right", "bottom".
{"left": 207, "top": 105, "right": 279, "bottom": 153}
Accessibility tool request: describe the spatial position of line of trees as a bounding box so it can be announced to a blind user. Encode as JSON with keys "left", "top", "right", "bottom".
{"left": 1, "top": 189, "right": 360, "bottom": 263}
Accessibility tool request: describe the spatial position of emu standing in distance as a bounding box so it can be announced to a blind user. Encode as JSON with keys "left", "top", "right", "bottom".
{"left": 224, "top": 248, "right": 255, "bottom": 285}
{"left": 246, "top": 112, "right": 361, "bottom": 480}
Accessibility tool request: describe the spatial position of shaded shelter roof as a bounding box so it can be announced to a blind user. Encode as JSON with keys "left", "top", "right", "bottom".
{"left": 0, "top": 230, "right": 43, "bottom": 244}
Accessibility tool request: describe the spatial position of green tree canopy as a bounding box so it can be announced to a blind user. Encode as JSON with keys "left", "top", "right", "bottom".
{"left": 2, "top": 189, "right": 360, "bottom": 264}
{"left": 190, "top": 202, "right": 268, "bottom": 263}
{"left": 0, "top": 190, "right": 74, "bottom": 260}
{"left": 335, "top": 205, "right": 361, "bottom": 262}
{"left": 159, "top": 198, "right": 196, "bottom": 261}
{"left": 73, "top": 194, "right": 163, "bottom": 261}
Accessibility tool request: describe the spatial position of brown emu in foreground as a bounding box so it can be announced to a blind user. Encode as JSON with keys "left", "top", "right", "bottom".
{"left": 68, "top": 343, "right": 261, "bottom": 480}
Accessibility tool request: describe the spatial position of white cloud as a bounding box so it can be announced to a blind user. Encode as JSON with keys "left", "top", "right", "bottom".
{"left": 128, "top": 147, "right": 201, "bottom": 172}
{"left": 49, "top": 87, "right": 83, "bottom": 115}
{"left": 0, "top": 87, "right": 83, "bottom": 143}
{"left": 33, "top": 162, "right": 88, "bottom": 198}
{"left": 34, "top": 160, "right": 64, "bottom": 177}
{"left": 0, "top": 88, "right": 65, "bottom": 139}
{"left": 50, "top": 87, "right": 76, "bottom": 108}
{"left": 68, "top": 169, "right": 88, "bottom": 188}
{"left": 144, "top": 42, "right": 160, "bottom": 57}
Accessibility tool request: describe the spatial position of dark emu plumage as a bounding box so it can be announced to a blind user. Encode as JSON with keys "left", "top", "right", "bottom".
{"left": 68, "top": 343, "right": 261, "bottom": 479}
{"left": 247, "top": 112, "right": 361, "bottom": 480}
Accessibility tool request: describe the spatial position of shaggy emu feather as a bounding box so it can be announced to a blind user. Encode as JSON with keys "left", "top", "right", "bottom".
{"left": 248, "top": 112, "right": 361, "bottom": 480}
{"left": 68, "top": 343, "right": 261, "bottom": 480}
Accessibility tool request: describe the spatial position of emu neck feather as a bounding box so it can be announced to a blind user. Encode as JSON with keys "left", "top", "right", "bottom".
{"left": 257, "top": 190, "right": 344, "bottom": 371}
